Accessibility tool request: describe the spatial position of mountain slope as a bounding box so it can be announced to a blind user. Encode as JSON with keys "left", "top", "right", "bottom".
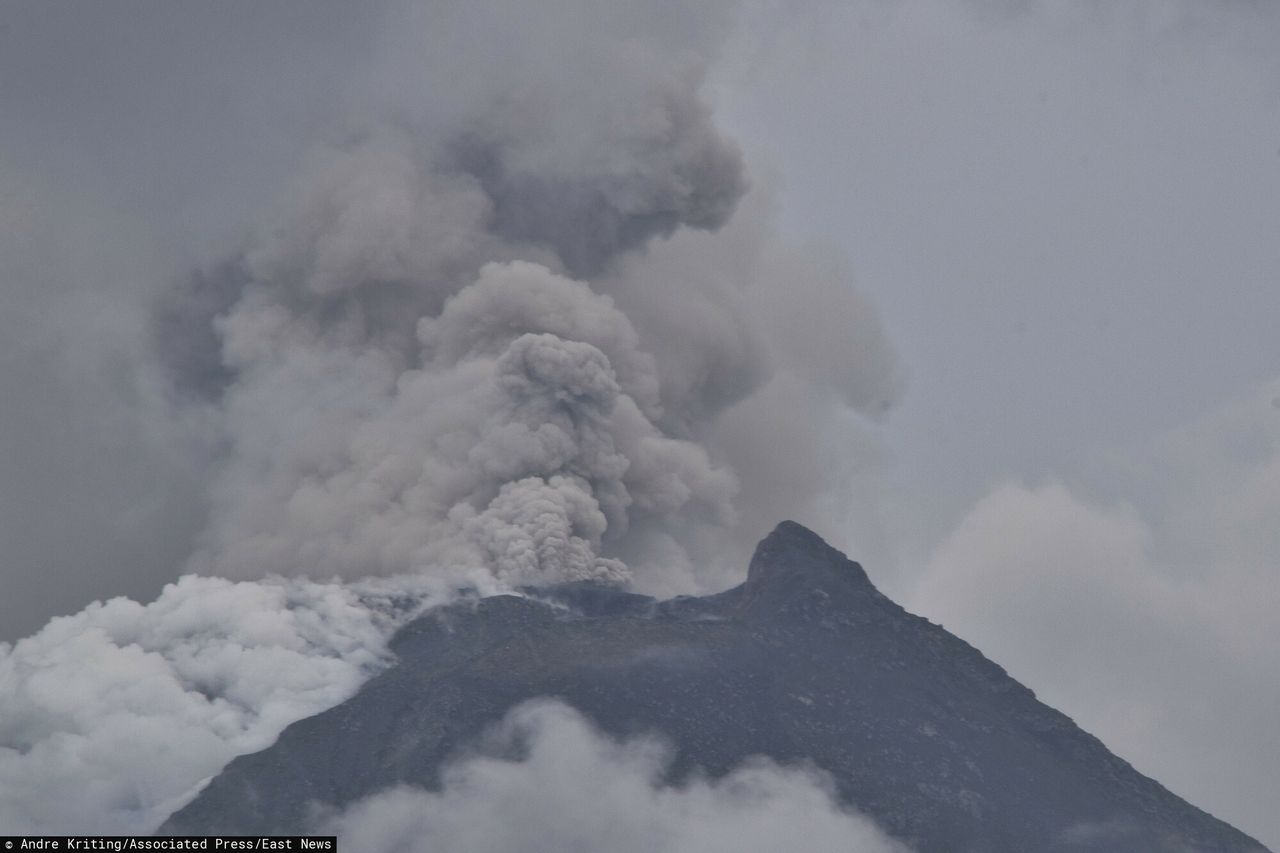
{"left": 163, "top": 522, "right": 1267, "bottom": 852}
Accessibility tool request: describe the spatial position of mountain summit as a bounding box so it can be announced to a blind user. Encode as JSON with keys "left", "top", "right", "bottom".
{"left": 164, "top": 523, "right": 1268, "bottom": 851}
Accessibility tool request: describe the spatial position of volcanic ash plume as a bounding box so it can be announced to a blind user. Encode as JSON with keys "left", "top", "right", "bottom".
{"left": 160, "top": 0, "right": 900, "bottom": 595}
{"left": 193, "top": 259, "right": 737, "bottom": 588}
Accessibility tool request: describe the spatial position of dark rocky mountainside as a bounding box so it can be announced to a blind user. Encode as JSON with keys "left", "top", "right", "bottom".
{"left": 164, "top": 522, "right": 1268, "bottom": 852}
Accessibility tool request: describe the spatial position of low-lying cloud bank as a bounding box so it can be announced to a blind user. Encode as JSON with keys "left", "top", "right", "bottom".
{"left": 322, "top": 700, "right": 909, "bottom": 853}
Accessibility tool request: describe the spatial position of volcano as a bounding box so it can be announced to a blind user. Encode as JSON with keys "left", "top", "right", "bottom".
{"left": 163, "top": 522, "right": 1267, "bottom": 852}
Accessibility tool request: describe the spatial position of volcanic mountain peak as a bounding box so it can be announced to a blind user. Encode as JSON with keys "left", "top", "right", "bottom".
{"left": 743, "top": 519, "right": 875, "bottom": 606}
{"left": 748, "top": 520, "right": 872, "bottom": 588}
{"left": 164, "top": 523, "right": 1269, "bottom": 852}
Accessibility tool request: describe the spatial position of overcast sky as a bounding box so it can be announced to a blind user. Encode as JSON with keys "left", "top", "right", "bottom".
{"left": 1, "top": 1, "right": 1276, "bottom": 847}
{"left": 713, "top": 4, "right": 1280, "bottom": 843}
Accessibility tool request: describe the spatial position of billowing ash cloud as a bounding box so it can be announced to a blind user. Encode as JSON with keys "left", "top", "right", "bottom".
{"left": 0, "top": 574, "right": 428, "bottom": 834}
{"left": 322, "top": 700, "right": 908, "bottom": 853}
{"left": 157, "top": 0, "right": 900, "bottom": 595}
{"left": 193, "top": 260, "right": 737, "bottom": 588}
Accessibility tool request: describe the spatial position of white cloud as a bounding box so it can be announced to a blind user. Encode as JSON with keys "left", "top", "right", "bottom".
{"left": 0, "top": 574, "right": 431, "bottom": 834}
{"left": 909, "top": 379, "right": 1280, "bottom": 849}
{"left": 323, "top": 699, "right": 909, "bottom": 853}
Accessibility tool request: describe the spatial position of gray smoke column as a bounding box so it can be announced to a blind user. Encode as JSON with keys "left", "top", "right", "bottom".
{"left": 159, "top": 0, "right": 900, "bottom": 593}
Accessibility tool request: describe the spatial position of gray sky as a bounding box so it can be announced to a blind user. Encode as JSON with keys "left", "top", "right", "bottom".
{"left": 717, "top": 0, "right": 1280, "bottom": 534}
{"left": 715, "top": 1, "right": 1280, "bottom": 844}
{"left": 1, "top": 0, "right": 1276, "bottom": 846}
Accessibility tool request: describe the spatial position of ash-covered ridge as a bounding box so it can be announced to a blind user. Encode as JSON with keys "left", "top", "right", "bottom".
{"left": 163, "top": 523, "right": 1268, "bottom": 852}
